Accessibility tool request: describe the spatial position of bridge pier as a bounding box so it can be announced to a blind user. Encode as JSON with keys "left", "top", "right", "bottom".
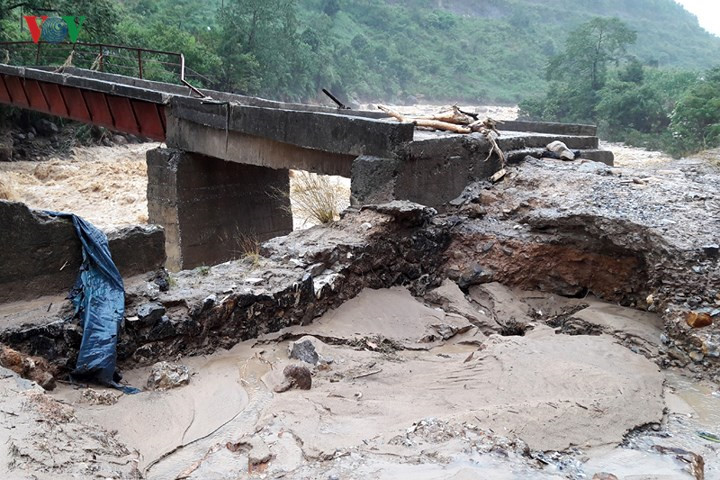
{"left": 147, "top": 147, "right": 292, "bottom": 271}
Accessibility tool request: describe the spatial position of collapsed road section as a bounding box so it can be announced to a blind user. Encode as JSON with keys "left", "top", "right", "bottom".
{"left": 0, "top": 150, "right": 718, "bottom": 478}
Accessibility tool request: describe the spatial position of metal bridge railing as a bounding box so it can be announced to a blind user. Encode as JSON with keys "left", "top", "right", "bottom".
{"left": 0, "top": 41, "right": 210, "bottom": 97}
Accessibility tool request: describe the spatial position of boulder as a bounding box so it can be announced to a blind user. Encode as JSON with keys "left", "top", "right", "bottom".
{"left": 146, "top": 361, "right": 190, "bottom": 390}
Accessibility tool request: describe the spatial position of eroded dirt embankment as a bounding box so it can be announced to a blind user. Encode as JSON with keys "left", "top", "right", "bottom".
{"left": 0, "top": 149, "right": 719, "bottom": 478}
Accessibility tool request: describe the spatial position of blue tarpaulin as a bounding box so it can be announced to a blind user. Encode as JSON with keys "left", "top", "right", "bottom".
{"left": 45, "top": 211, "right": 139, "bottom": 394}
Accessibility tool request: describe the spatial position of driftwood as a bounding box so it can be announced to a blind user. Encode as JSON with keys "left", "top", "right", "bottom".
{"left": 378, "top": 104, "right": 506, "bottom": 168}
{"left": 378, "top": 105, "right": 472, "bottom": 134}
{"left": 428, "top": 105, "right": 475, "bottom": 125}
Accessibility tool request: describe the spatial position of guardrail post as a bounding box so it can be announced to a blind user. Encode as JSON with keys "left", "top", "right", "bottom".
{"left": 138, "top": 49, "right": 143, "bottom": 79}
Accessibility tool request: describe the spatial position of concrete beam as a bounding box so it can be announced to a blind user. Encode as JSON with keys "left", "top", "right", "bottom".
{"left": 147, "top": 147, "right": 292, "bottom": 271}
{"left": 351, "top": 135, "right": 503, "bottom": 208}
{"left": 165, "top": 116, "right": 355, "bottom": 177}
{"left": 168, "top": 96, "right": 414, "bottom": 158}
{"left": 500, "top": 120, "right": 597, "bottom": 136}
{"left": 58, "top": 67, "right": 388, "bottom": 119}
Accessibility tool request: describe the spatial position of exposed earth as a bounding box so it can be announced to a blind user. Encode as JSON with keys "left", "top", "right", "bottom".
{"left": 1, "top": 114, "right": 719, "bottom": 479}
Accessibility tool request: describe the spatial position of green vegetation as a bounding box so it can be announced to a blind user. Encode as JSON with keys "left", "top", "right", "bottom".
{"left": 2, "top": 0, "right": 719, "bottom": 104}
{"left": 1, "top": 0, "right": 719, "bottom": 156}
{"left": 520, "top": 16, "right": 719, "bottom": 156}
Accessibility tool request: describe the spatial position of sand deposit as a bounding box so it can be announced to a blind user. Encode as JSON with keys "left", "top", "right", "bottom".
{"left": 17, "top": 286, "right": 712, "bottom": 479}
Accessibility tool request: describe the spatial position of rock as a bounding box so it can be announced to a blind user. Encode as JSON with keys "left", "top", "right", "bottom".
{"left": 136, "top": 302, "right": 166, "bottom": 324}
{"left": 547, "top": 140, "right": 575, "bottom": 161}
{"left": 490, "top": 168, "right": 507, "bottom": 183}
{"left": 307, "top": 263, "right": 326, "bottom": 276}
{"left": 274, "top": 365, "right": 312, "bottom": 393}
{"left": 112, "top": 135, "right": 128, "bottom": 145}
{"left": 81, "top": 388, "right": 120, "bottom": 405}
{"left": 703, "top": 244, "right": 719, "bottom": 257}
{"left": 690, "top": 351, "right": 705, "bottom": 363}
{"left": 668, "top": 347, "right": 691, "bottom": 366}
{"left": 151, "top": 270, "right": 170, "bottom": 292}
{"left": 226, "top": 436, "right": 272, "bottom": 467}
{"left": 425, "top": 279, "right": 498, "bottom": 335}
{"left": 202, "top": 294, "right": 217, "bottom": 310}
{"left": 34, "top": 118, "right": 59, "bottom": 136}
{"left": 458, "top": 203, "right": 486, "bottom": 219}
{"left": 0, "top": 132, "right": 13, "bottom": 162}
{"left": 686, "top": 311, "right": 713, "bottom": 329}
{"left": 592, "top": 474, "right": 619, "bottom": 480}
{"left": 457, "top": 263, "right": 494, "bottom": 289}
{"left": 146, "top": 361, "right": 190, "bottom": 390}
{"left": 362, "top": 201, "right": 437, "bottom": 226}
{"left": 0, "top": 345, "right": 56, "bottom": 390}
{"left": 289, "top": 339, "right": 319, "bottom": 365}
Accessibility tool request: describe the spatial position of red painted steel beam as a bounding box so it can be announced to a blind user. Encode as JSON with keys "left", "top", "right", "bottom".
{"left": 3, "top": 76, "right": 30, "bottom": 107}
{"left": 106, "top": 95, "right": 142, "bottom": 136}
{"left": 59, "top": 86, "right": 92, "bottom": 123}
{"left": 0, "top": 73, "right": 167, "bottom": 140}
{"left": 23, "top": 79, "right": 51, "bottom": 113}
{"left": 39, "top": 82, "right": 70, "bottom": 117}
{"left": 131, "top": 100, "right": 166, "bottom": 141}
{"left": 0, "top": 76, "right": 11, "bottom": 103}
{"left": 82, "top": 90, "right": 115, "bottom": 130}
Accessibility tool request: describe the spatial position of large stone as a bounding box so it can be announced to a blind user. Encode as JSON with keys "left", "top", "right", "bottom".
{"left": 0, "top": 132, "right": 13, "bottom": 162}
{"left": 146, "top": 361, "right": 190, "bottom": 390}
{"left": 34, "top": 118, "right": 59, "bottom": 136}
{"left": 146, "top": 147, "right": 293, "bottom": 271}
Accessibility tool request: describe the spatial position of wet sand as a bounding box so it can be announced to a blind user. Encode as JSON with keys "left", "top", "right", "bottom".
{"left": 38, "top": 286, "right": 720, "bottom": 479}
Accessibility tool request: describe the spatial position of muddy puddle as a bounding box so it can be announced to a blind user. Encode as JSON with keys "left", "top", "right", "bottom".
{"left": 46, "top": 286, "right": 720, "bottom": 479}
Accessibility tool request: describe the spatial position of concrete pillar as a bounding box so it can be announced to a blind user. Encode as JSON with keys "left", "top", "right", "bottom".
{"left": 350, "top": 155, "right": 399, "bottom": 206}
{"left": 147, "top": 147, "right": 292, "bottom": 271}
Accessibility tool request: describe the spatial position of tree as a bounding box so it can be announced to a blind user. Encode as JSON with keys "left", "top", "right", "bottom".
{"left": 216, "top": 0, "right": 310, "bottom": 98}
{"left": 548, "top": 17, "right": 637, "bottom": 91}
{"left": 670, "top": 67, "right": 720, "bottom": 153}
{"left": 322, "top": 0, "right": 341, "bottom": 17}
{"left": 521, "top": 17, "right": 638, "bottom": 123}
{"left": 596, "top": 80, "right": 667, "bottom": 135}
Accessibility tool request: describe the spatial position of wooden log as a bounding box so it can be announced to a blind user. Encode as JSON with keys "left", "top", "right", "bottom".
{"left": 378, "top": 105, "right": 472, "bottom": 133}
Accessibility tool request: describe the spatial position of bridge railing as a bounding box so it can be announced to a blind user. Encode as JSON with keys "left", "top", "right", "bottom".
{"left": 0, "top": 41, "right": 211, "bottom": 96}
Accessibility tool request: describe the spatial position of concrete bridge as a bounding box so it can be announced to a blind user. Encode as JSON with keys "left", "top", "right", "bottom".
{"left": 0, "top": 64, "right": 613, "bottom": 270}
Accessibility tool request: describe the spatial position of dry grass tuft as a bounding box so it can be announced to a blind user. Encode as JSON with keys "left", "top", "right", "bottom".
{"left": 288, "top": 170, "right": 347, "bottom": 225}
{"left": 0, "top": 176, "right": 18, "bottom": 201}
{"left": 236, "top": 232, "right": 262, "bottom": 268}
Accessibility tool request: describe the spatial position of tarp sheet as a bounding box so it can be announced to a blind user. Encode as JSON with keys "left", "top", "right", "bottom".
{"left": 45, "top": 211, "right": 138, "bottom": 394}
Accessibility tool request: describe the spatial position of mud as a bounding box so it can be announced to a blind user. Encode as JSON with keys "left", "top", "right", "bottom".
{"left": 11, "top": 286, "right": 712, "bottom": 480}
{"left": 0, "top": 143, "right": 350, "bottom": 231}
{"left": 1, "top": 124, "right": 719, "bottom": 479}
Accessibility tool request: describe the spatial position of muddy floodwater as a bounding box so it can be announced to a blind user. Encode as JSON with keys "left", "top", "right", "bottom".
{"left": 40, "top": 287, "right": 720, "bottom": 479}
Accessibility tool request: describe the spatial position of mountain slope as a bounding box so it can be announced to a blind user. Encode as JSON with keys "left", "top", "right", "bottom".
{"left": 297, "top": 0, "right": 720, "bottom": 103}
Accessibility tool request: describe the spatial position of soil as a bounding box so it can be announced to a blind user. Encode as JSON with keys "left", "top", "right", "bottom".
{"left": 2, "top": 114, "right": 720, "bottom": 479}
{"left": 9, "top": 286, "right": 712, "bottom": 480}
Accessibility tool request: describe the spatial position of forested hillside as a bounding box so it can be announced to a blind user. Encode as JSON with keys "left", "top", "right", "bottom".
{"left": 0, "top": 0, "right": 718, "bottom": 104}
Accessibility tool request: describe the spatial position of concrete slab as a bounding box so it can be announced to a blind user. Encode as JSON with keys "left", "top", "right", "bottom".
{"left": 166, "top": 116, "right": 355, "bottom": 177}
{"left": 169, "top": 96, "right": 414, "bottom": 158}
{"left": 0, "top": 201, "right": 165, "bottom": 304}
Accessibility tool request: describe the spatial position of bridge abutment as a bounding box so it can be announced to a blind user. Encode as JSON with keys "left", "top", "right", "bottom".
{"left": 147, "top": 147, "right": 292, "bottom": 271}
